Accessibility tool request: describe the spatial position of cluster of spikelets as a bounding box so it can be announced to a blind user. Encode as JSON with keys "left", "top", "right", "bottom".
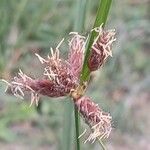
{"left": 2, "top": 25, "right": 116, "bottom": 143}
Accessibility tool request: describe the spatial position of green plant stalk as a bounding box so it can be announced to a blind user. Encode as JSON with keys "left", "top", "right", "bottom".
{"left": 62, "top": 100, "right": 73, "bottom": 150}
{"left": 73, "top": 0, "right": 87, "bottom": 150}
{"left": 74, "top": 105, "right": 80, "bottom": 150}
{"left": 81, "top": 0, "right": 112, "bottom": 83}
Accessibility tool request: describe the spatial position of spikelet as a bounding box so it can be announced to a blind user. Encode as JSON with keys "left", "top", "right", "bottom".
{"left": 68, "top": 32, "right": 85, "bottom": 78}
{"left": 88, "top": 25, "right": 116, "bottom": 71}
{"left": 74, "top": 96, "right": 112, "bottom": 143}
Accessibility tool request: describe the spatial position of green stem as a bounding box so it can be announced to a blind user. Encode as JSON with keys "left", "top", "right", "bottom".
{"left": 74, "top": 105, "right": 80, "bottom": 150}
{"left": 62, "top": 100, "right": 73, "bottom": 150}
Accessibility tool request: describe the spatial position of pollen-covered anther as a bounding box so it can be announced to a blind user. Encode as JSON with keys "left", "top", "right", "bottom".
{"left": 35, "top": 53, "right": 48, "bottom": 64}
{"left": 51, "top": 38, "right": 64, "bottom": 61}
{"left": 88, "top": 25, "right": 116, "bottom": 71}
{"left": 75, "top": 96, "right": 112, "bottom": 143}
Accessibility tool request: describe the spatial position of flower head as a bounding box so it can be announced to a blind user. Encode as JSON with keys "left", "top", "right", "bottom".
{"left": 88, "top": 25, "right": 116, "bottom": 71}
{"left": 74, "top": 96, "right": 112, "bottom": 143}
{"left": 1, "top": 28, "right": 114, "bottom": 145}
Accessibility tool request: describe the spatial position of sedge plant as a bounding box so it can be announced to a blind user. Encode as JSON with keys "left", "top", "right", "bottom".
{"left": 2, "top": 0, "right": 115, "bottom": 150}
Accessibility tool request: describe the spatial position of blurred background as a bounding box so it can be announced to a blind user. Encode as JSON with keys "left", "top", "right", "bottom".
{"left": 0, "top": 0, "right": 149, "bottom": 150}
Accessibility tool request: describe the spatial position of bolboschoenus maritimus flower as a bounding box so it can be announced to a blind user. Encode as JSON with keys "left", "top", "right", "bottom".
{"left": 2, "top": 26, "right": 116, "bottom": 143}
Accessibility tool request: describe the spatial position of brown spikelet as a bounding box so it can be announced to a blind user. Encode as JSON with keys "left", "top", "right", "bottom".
{"left": 88, "top": 25, "right": 116, "bottom": 71}
{"left": 74, "top": 96, "right": 112, "bottom": 143}
{"left": 68, "top": 32, "right": 85, "bottom": 78}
